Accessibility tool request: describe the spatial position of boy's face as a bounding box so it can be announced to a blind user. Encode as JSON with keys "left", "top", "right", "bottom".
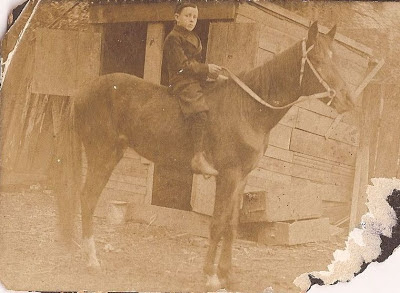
{"left": 174, "top": 6, "right": 198, "bottom": 32}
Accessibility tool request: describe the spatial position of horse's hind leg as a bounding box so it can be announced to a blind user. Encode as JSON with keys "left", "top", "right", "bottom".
{"left": 81, "top": 142, "right": 124, "bottom": 267}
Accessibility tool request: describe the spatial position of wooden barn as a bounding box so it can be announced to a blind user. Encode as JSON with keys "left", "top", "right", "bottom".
{"left": 0, "top": 0, "right": 383, "bottom": 244}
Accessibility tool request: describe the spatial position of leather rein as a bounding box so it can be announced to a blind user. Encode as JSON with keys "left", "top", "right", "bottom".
{"left": 222, "top": 38, "right": 336, "bottom": 110}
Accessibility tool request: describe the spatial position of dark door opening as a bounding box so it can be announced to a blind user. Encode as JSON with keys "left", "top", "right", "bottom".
{"left": 153, "top": 20, "right": 210, "bottom": 211}
{"left": 101, "top": 22, "right": 148, "bottom": 77}
{"left": 152, "top": 165, "right": 194, "bottom": 211}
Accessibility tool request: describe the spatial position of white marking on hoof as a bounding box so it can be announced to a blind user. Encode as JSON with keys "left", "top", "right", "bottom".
{"left": 206, "top": 274, "right": 222, "bottom": 292}
{"left": 83, "top": 236, "right": 100, "bottom": 268}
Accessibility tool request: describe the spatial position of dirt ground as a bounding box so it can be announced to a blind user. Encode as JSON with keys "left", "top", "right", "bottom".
{"left": 0, "top": 187, "right": 347, "bottom": 293}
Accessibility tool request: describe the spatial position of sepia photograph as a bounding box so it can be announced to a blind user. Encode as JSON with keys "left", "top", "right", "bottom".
{"left": 0, "top": 0, "right": 399, "bottom": 292}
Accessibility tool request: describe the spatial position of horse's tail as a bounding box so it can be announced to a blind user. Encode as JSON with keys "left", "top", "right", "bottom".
{"left": 55, "top": 96, "right": 82, "bottom": 244}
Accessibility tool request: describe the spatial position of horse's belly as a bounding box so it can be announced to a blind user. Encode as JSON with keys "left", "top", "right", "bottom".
{"left": 128, "top": 96, "right": 193, "bottom": 168}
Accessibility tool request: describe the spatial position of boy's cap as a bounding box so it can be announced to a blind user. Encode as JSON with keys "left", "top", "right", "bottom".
{"left": 175, "top": 1, "right": 198, "bottom": 14}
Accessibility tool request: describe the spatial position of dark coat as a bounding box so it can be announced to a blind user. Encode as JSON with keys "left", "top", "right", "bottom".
{"left": 163, "top": 25, "right": 210, "bottom": 117}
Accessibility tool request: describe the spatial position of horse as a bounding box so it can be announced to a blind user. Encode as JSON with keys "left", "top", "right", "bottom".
{"left": 59, "top": 21, "right": 355, "bottom": 290}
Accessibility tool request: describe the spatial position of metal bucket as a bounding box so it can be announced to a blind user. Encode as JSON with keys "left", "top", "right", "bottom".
{"left": 107, "top": 200, "right": 128, "bottom": 225}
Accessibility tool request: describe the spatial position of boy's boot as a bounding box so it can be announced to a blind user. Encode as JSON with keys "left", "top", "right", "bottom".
{"left": 190, "top": 112, "right": 219, "bottom": 176}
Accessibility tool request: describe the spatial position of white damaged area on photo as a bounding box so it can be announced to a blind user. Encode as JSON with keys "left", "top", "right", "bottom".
{"left": 0, "top": 1, "right": 29, "bottom": 39}
{"left": 294, "top": 178, "right": 400, "bottom": 293}
{"left": 0, "top": 0, "right": 40, "bottom": 88}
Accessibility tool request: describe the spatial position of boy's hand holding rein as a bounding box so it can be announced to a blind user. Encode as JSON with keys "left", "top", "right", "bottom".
{"left": 208, "top": 64, "right": 222, "bottom": 75}
{"left": 208, "top": 64, "right": 223, "bottom": 80}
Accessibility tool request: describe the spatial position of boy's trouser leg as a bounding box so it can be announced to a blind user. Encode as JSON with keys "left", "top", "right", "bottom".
{"left": 190, "top": 112, "right": 219, "bottom": 176}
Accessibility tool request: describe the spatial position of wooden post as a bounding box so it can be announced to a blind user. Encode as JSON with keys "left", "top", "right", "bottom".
{"left": 142, "top": 23, "right": 165, "bottom": 205}
{"left": 348, "top": 61, "right": 384, "bottom": 232}
{"left": 373, "top": 84, "right": 400, "bottom": 178}
{"left": 349, "top": 145, "right": 369, "bottom": 231}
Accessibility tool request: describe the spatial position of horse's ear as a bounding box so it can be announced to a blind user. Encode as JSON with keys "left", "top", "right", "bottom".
{"left": 307, "top": 21, "right": 319, "bottom": 47}
{"left": 326, "top": 25, "right": 337, "bottom": 44}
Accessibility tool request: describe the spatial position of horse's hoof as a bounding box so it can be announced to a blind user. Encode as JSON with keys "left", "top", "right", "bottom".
{"left": 206, "top": 274, "right": 223, "bottom": 292}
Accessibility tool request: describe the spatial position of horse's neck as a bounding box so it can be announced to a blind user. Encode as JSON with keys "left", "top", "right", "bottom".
{"left": 238, "top": 42, "right": 302, "bottom": 133}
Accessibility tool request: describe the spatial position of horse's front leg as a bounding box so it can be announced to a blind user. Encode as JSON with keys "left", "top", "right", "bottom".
{"left": 204, "top": 167, "right": 244, "bottom": 290}
{"left": 218, "top": 174, "right": 247, "bottom": 288}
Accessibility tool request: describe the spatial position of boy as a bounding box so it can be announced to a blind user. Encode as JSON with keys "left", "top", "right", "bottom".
{"left": 163, "top": 2, "right": 221, "bottom": 176}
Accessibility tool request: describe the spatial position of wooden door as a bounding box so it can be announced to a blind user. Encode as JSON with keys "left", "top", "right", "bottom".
{"left": 2, "top": 28, "right": 101, "bottom": 185}
{"left": 32, "top": 28, "right": 101, "bottom": 96}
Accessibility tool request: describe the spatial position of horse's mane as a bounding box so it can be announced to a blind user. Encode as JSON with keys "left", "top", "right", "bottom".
{"left": 221, "top": 40, "right": 303, "bottom": 108}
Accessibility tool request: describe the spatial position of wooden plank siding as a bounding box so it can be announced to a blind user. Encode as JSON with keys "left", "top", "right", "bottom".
{"left": 237, "top": 3, "right": 368, "bottom": 90}
{"left": 32, "top": 28, "right": 102, "bottom": 96}
{"left": 89, "top": 2, "right": 237, "bottom": 24}
{"left": 206, "top": 23, "right": 259, "bottom": 74}
{"left": 295, "top": 108, "right": 359, "bottom": 146}
{"left": 290, "top": 129, "right": 357, "bottom": 166}
{"left": 243, "top": 1, "right": 373, "bottom": 57}
{"left": 268, "top": 124, "right": 292, "bottom": 149}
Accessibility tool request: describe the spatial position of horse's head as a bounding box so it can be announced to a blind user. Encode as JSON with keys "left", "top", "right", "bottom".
{"left": 300, "top": 21, "right": 355, "bottom": 114}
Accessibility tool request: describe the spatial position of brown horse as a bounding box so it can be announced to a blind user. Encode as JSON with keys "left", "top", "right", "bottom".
{"left": 62, "top": 21, "right": 354, "bottom": 290}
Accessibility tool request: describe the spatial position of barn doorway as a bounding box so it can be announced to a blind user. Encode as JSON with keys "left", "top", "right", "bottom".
{"left": 101, "top": 22, "right": 148, "bottom": 77}
{"left": 152, "top": 21, "right": 210, "bottom": 211}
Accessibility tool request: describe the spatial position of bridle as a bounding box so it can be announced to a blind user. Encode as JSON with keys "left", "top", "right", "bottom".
{"left": 299, "top": 39, "right": 336, "bottom": 106}
{"left": 222, "top": 38, "right": 337, "bottom": 110}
